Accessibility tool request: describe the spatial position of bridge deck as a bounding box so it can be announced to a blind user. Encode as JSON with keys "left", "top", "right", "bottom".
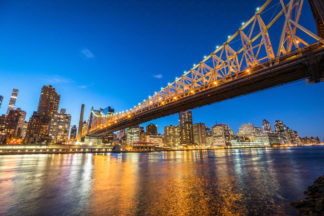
{"left": 88, "top": 44, "right": 324, "bottom": 136}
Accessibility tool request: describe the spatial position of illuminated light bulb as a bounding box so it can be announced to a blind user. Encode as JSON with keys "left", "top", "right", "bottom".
{"left": 228, "top": 35, "right": 231, "bottom": 39}
{"left": 213, "top": 81, "right": 217, "bottom": 85}
{"left": 193, "top": 64, "right": 196, "bottom": 67}
{"left": 204, "top": 56, "right": 207, "bottom": 59}
{"left": 191, "top": 90, "right": 195, "bottom": 94}
{"left": 241, "top": 22, "right": 245, "bottom": 26}
{"left": 216, "top": 45, "right": 220, "bottom": 49}
{"left": 256, "top": 7, "right": 260, "bottom": 12}
{"left": 246, "top": 68, "right": 251, "bottom": 73}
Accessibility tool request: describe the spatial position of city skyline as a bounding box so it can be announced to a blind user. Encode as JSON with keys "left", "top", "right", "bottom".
{"left": 0, "top": 82, "right": 323, "bottom": 141}
{"left": 0, "top": 0, "right": 323, "bottom": 140}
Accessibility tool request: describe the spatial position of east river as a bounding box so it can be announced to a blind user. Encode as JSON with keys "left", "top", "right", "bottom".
{"left": 0, "top": 146, "right": 323, "bottom": 215}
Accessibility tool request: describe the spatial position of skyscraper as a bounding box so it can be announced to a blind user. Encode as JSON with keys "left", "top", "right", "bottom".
{"left": 193, "top": 123, "right": 206, "bottom": 145}
{"left": 0, "top": 95, "right": 3, "bottom": 111}
{"left": 6, "top": 108, "right": 26, "bottom": 138}
{"left": 7, "top": 89, "right": 18, "bottom": 115}
{"left": 179, "top": 111, "right": 193, "bottom": 145}
{"left": 70, "top": 125, "right": 77, "bottom": 140}
{"left": 25, "top": 112, "right": 42, "bottom": 143}
{"left": 146, "top": 123, "right": 158, "bottom": 135}
{"left": 212, "top": 123, "right": 232, "bottom": 146}
{"left": 25, "top": 85, "right": 61, "bottom": 144}
{"left": 126, "top": 125, "right": 141, "bottom": 145}
{"left": 37, "top": 85, "right": 60, "bottom": 121}
{"left": 262, "top": 119, "right": 272, "bottom": 133}
{"left": 48, "top": 108, "right": 71, "bottom": 144}
{"left": 164, "top": 125, "right": 180, "bottom": 147}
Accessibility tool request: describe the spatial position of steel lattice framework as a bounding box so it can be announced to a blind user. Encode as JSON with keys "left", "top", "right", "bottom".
{"left": 83, "top": 0, "right": 324, "bottom": 137}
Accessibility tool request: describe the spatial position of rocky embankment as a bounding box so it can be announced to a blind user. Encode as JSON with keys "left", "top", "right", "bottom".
{"left": 292, "top": 175, "right": 324, "bottom": 215}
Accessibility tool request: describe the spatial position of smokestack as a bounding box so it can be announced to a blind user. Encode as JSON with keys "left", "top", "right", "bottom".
{"left": 77, "top": 104, "right": 85, "bottom": 142}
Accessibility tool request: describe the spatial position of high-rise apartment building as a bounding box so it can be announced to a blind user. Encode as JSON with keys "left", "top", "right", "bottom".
{"left": 25, "top": 85, "right": 61, "bottom": 143}
{"left": 126, "top": 126, "right": 141, "bottom": 145}
{"left": 37, "top": 85, "right": 60, "bottom": 121}
{"left": 179, "top": 111, "right": 193, "bottom": 145}
{"left": 193, "top": 123, "right": 206, "bottom": 145}
{"left": 48, "top": 108, "right": 71, "bottom": 144}
{"left": 0, "top": 115, "right": 6, "bottom": 143}
{"left": 6, "top": 108, "right": 26, "bottom": 138}
{"left": 212, "top": 124, "right": 232, "bottom": 146}
{"left": 146, "top": 123, "right": 158, "bottom": 135}
{"left": 70, "top": 125, "right": 77, "bottom": 140}
{"left": 237, "top": 123, "right": 255, "bottom": 137}
{"left": 0, "top": 95, "right": 3, "bottom": 111}
{"left": 25, "top": 112, "right": 42, "bottom": 143}
{"left": 262, "top": 119, "right": 272, "bottom": 133}
{"left": 164, "top": 125, "right": 180, "bottom": 147}
{"left": 7, "top": 89, "right": 18, "bottom": 115}
{"left": 274, "top": 120, "right": 286, "bottom": 133}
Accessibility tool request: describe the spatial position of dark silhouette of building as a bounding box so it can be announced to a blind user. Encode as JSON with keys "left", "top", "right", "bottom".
{"left": 70, "top": 125, "right": 77, "bottom": 140}
{"left": 0, "top": 95, "right": 3, "bottom": 111}
{"left": 146, "top": 123, "right": 157, "bottom": 135}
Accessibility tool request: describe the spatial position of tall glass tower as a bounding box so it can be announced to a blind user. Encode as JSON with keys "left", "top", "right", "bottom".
{"left": 7, "top": 89, "right": 18, "bottom": 115}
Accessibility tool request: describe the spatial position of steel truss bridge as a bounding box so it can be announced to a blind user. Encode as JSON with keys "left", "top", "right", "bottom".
{"left": 83, "top": 0, "right": 324, "bottom": 137}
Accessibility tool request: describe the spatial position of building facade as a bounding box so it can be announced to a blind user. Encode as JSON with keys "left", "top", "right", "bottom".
{"left": 164, "top": 125, "right": 180, "bottom": 147}
{"left": 179, "top": 111, "right": 193, "bottom": 145}
{"left": 146, "top": 123, "right": 158, "bottom": 135}
{"left": 25, "top": 85, "right": 61, "bottom": 144}
{"left": 0, "top": 95, "right": 3, "bottom": 111}
{"left": 70, "top": 125, "right": 77, "bottom": 140}
{"left": 193, "top": 123, "right": 206, "bottom": 145}
{"left": 7, "top": 89, "right": 18, "bottom": 115}
{"left": 126, "top": 126, "right": 141, "bottom": 145}
{"left": 212, "top": 124, "right": 232, "bottom": 146}
{"left": 48, "top": 109, "right": 71, "bottom": 144}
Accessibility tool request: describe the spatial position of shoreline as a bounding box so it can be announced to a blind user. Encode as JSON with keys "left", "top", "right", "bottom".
{"left": 0, "top": 144, "right": 323, "bottom": 155}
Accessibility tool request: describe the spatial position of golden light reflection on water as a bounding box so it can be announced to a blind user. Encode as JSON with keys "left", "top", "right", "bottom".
{"left": 1, "top": 147, "right": 324, "bottom": 215}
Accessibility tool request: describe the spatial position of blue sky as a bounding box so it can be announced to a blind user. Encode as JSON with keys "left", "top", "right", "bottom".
{"left": 0, "top": 0, "right": 323, "bottom": 140}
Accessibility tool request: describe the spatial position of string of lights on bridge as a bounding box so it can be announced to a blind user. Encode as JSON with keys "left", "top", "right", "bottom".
{"left": 83, "top": 0, "right": 324, "bottom": 136}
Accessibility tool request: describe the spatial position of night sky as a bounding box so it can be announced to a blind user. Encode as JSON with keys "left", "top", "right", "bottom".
{"left": 0, "top": 0, "right": 323, "bottom": 140}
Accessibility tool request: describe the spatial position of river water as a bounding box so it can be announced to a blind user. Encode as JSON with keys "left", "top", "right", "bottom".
{"left": 0, "top": 146, "right": 323, "bottom": 215}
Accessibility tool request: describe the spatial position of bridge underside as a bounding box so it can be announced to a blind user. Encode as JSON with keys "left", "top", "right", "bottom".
{"left": 88, "top": 45, "right": 324, "bottom": 137}
{"left": 309, "top": 0, "right": 324, "bottom": 38}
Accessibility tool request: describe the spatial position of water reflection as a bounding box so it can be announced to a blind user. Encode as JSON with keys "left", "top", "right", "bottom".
{"left": 0, "top": 146, "right": 324, "bottom": 215}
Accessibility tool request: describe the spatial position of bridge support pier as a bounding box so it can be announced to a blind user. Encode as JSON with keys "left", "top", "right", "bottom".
{"left": 306, "top": 55, "right": 324, "bottom": 83}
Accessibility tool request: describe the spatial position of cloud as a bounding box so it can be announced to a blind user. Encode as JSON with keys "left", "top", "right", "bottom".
{"left": 80, "top": 48, "right": 95, "bottom": 59}
{"left": 42, "top": 76, "right": 73, "bottom": 84}
{"left": 153, "top": 74, "right": 163, "bottom": 79}
{"left": 78, "top": 85, "right": 88, "bottom": 89}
